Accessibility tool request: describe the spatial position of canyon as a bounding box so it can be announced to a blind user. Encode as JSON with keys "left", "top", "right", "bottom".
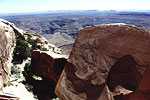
{"left": 2, "top": 11, "right": 150, "bottom": 49}
{"left": 0, "top": 17, "right": 150, "bottom": 100}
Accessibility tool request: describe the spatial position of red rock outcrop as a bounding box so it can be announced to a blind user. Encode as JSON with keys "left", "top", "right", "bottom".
{"left": 31, "top": 50, "right": 67, "bottom": 83}
{"left": 107, "top": 55, "right": 142, "bottom": 91}
{"left": 0, "top": 19, "right": 16, "bottom": 89}
{"left": 55, "top": 24, "right": 150, "bottom": 100}
{"left": 129, "top": 66, "right": 150, "bottom": 100}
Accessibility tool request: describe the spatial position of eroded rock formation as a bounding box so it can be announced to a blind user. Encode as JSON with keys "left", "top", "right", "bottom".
{"left": 0, "top": 19, "right": 17, "bottom": 89}
{"left": 31, "top": 50, "right": 68, "bottom": 99}
{"left": 31, "top": 50, "right": 67, "bottom": 83}
{"left": 55, "top": 24, "right": 150, "bottom": 100}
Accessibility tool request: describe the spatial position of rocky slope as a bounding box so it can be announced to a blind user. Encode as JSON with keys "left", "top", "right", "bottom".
{"left": 0, "top": 19, "right": 36, "bottom": 100}
{"left": 43, "top": 32, "right": 75, "bottom": 47}
{"left": 0, "top": 18, "right": 67, "bottom": 100}
{"left": 55, "top": 23, "right": 150, "bottom": 100}
{"left": 0, "top": 19, "right": 21, "bottom": 89}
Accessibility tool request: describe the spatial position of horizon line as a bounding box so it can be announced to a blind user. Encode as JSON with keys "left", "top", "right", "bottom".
{"left": 0, "top": 9, "right": 150, "bottom": 15}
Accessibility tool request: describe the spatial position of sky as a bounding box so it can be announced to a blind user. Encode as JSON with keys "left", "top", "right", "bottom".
{"left": 0, "top": 0, "right": 150, "bottom": 14}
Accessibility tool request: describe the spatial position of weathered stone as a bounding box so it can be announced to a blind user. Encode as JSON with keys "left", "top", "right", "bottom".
{"left": 31, "top": 50, "right": 67, "bottom": 83}
{"left": 0, "top": 19, "right": 16, "bottom": 89}
{"left": 98, "top": 85, "right": 114, "bottom": 100}
{"left": 55, "top": 24, "right": 150, "bottom": 100}
{"left": 112, "top": 85, "right": 132, "bottom": 97}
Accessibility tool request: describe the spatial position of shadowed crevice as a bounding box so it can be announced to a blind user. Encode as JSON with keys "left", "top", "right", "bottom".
{"left": 107, "top": 54, "right": 142, "bottom": 92}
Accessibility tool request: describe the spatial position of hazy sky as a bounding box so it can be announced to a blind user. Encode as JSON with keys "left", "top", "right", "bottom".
{"left": 0, "top": 0, "right": 150, "bottom": 13}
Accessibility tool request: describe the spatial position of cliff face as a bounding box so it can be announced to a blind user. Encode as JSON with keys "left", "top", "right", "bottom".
{"left": 55, "top": 24, "right": 150, "bottom": 100}
{"left": 0, "top": 19, "right": 17, "bottom": 89}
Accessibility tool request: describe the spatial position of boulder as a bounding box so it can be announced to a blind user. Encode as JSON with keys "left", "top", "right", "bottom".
{"left": 31, "top": 50, "right": 67, "bottom": 83}
{"left": 55, "top": 24, "right": 150, "bottom": 100}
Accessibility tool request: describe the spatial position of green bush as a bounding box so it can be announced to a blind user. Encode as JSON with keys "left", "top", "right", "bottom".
{"left": 12, "top": 34, "right": 31, "bottom": 64}
{"left": 12, "top": 35, "right": 38, "bottom": 64}
{"left": 25, "top": 83, "right": 33, "bottom": 92}
{"left": 41, "top": 47, "right": 48, "bottom": 51}
{"left": 22, "top": 62, "right": 38, "bottom": 99}
{"left": 22, "top": 62, "right": 32, "bottom": 81}
{"left": 27, "top": 36, "right": 38, "bottom": 50}
{"left": 3, "top": 81, "right": 13, "bottom": 87}
{"left": 33, "top": 95, "right": 38, "bottom": 99}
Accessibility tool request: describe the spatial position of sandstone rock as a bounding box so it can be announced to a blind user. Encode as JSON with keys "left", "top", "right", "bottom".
{"left": 112, "top": 85, "right": 132, "bottom": 97}
{"left": 31, "top": 50, "right": 67, "bottom": 83}
{"left": 0, "top": 19, "right": 16, "bottom": 89}
{"left": 115, "top": 66, "right": 150, "bottom": 100}
{"left": 55, "top": 24, "right": 150, "bottom": 100}
{"left": 107, "top": 55, "right": 142, "bottom": 91}
{"left": 98, "top": 85, "right": 114, "bottom": 100}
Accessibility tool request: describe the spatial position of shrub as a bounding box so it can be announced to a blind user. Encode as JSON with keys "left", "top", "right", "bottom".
{"left": 3, "top": 81, "right": 13, "bottom": 87}
{"left": 41, "top": 47, "right": 48, "bottom": 51}
{"left": 34, "top": 95, "right": 38, "bottom": 99}
{"left": 18, "top": 34, "right": 25, "bottom": 40}
{"left": 22, "top": 62, "right": 32, "bottom": 81}
{"left": 25, "top": 83, "right": 33, "bottom": 92}
{"left": 12, "top": 35, "right": 38, "bottom": 64}
{"left": 12, "top": 35, "right": 31, "bottom": 64}
{"left": 22, "top": 62, "right": 38, "bottom": 99}
{"left": 27, "top": 36, "right": 38, "bottom": 50}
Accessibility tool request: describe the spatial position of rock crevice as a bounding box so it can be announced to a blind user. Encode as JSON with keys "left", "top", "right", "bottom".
{"left": 107, "top": 54, "right": 142, "bottom": 92}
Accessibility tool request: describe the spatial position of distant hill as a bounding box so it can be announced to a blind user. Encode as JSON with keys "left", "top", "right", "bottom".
{"left": 1, "top": 11, "right": 150, "bottom": 47}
